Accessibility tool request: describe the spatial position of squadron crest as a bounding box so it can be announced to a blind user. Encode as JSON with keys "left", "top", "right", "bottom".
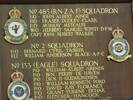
{"left": 8, "top": 71, "right": 32, "bottom": 100}
{"left": 4, "top": 7, "right": 28, "bottom": 44}
{"left": 107, "top": 28, "right": 132, "bottom": 62}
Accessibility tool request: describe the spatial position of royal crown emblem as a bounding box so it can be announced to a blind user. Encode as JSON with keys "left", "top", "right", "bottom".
{"left": 9, "top": 7, "right": 21, "bottom": 18}
{"left": 8, "top": 71, "right": 32, "bottom": 100}
{"left": 4, "top": 7, "right": 28, "bottom": 44}
{"left": 11, "top": 71, "right": 24, "bottom": 81}
{"left": 107, "top": 28, "right": 132, "bottom": 62}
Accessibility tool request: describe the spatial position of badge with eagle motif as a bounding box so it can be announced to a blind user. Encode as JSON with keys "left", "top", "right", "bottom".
{"left": 4, "top": 7, "right": 28, "bottom": 44}
{"left": 107, "top": 28, "right": 132, "bottom": 62}
{"left": 8, "top": 71, "right": 33, "bottom": 100}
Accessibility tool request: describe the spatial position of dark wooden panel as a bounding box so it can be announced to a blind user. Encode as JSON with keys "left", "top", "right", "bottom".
{"left": 0, "top": 0, "right": 132, "bottom": 4}
{"left": 0, "top": 3, "right": 133, "bottom": 100}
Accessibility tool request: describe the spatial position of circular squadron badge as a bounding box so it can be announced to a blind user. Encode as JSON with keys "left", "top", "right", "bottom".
{"left": 8, "top": 72, "right": 30, "bottom": 100}
{"left": 4, "top": 7, "right": 28, "bottom": 44}
{"left": 8, "top": 81, "right": 30, "bottom": 100}
{"left": 107, "top": 28, "right": 132, "bottom": 62}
